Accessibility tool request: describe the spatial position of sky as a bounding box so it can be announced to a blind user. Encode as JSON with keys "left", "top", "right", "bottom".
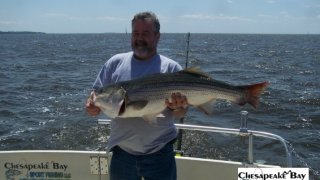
{"left": 1, "top": 0, "right": 320, "bottom": 34}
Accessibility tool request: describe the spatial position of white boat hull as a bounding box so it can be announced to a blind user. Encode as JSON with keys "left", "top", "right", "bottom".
{"left": 0, "top": 150, "right": 278, "bottom": 180}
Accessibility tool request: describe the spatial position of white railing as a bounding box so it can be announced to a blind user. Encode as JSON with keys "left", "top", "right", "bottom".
{"left": 97, "top": 111, "right": 292, "bottom": 167}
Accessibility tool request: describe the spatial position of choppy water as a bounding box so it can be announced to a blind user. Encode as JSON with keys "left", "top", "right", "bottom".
{"left": 0, "top": 33, "right": 319, "bottom": 179}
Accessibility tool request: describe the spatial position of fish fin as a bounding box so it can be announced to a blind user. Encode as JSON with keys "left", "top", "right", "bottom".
{"left": 142, "top": 113, "right": 166, "bottom": 123}
{"left": 156, "top": 113, "right": 165, "bottom": 118}
{"left": 126, "top": 100, "right": 148, "bottom": 110}
{"left": 118, "top": 99, "right": 126, "bottom": 115}
{"left": 142, "top": 114, "right": 158, "bottom": 123}
{"left": 197, "top": 100, "right": 216, "bottom": 115}
{"left": 238, "top": 81, "right": 270, "bottom": 108}
{"left": 116, "top": 88, "right": 127, "bottom": 116}
{"left": 180, "top": 67, "right": 212, "bottom": 79}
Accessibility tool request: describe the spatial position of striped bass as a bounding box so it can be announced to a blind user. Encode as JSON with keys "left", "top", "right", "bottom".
{"left": 94, "top": 68, "right": 269, "bottom": 121}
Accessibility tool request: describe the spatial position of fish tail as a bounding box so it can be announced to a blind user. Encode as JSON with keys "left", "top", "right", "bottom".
{"left": 239, "top": 81, "right": 269, "bottom": 108}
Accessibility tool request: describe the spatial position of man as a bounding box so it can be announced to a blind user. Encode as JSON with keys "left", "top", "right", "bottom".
{"left": 86, "top": 11, "right": 187, "bottom": 180}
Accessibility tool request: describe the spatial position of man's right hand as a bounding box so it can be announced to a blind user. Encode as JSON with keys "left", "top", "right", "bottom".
{"left": 86, "top": 91, "right": 101, "bottom": 116}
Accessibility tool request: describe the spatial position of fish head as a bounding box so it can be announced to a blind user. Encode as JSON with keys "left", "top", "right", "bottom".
{"left": 94, "top": 85, "right": 126, "bottom": 118}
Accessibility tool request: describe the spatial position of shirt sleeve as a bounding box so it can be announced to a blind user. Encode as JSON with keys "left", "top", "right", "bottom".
{"left": 92, "top": 61, "right": 112, "bottom": 91}
{"left": 173, "top": 63, "right": 183, "bottom": 72}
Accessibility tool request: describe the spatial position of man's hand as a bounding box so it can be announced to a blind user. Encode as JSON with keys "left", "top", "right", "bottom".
{"left": 165, "top": 92, "right": 188, "bottom": 118}
{"left": 86, "top": 91, "right": 101, "bottom": 116}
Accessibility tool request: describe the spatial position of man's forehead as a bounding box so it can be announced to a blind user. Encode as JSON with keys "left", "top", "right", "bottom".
{"left": 132, "top": 20, "right": 155, "bottom": 30}
{"left": 133, "top": 19, "right": 154, "bottom": 25}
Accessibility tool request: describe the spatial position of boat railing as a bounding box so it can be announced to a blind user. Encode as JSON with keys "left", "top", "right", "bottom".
{"left": 97, "top": 111, "right": 292, "bottom": 167}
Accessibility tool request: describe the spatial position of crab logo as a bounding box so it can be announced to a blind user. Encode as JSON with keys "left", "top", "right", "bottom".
{"left": 5, "top": 169, "right": 22, "bottom": 180}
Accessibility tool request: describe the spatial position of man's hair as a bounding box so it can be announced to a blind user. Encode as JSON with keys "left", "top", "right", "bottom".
{"left": 131, "top": 11, "right": 160, "bottom": 33}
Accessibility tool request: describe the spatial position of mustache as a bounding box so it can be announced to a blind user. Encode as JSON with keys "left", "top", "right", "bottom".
{"left": 134, "top": 40, "right": 147, "bottom": 47}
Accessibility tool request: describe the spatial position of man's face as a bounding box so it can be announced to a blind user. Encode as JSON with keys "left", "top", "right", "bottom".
{"left": 131, "top": 19, "right": 160, "bottom": 60}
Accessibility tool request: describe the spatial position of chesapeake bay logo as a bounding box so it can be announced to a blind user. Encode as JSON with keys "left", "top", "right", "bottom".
{"left": 238, "top": 168, "right": 309, "bottom": 180}
{"left": 4, "top": 161, "right": 71, "bottom": 180}
{"left": 4, "top": 161, "right": 68, "bottom": 171}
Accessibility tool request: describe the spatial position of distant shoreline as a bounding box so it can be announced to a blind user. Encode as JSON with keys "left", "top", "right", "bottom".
{"left": 0, "top": 31, "right": 319, "bottom": 36}
{"left": 0, "top": 31, "right": 45, "bottom": 34}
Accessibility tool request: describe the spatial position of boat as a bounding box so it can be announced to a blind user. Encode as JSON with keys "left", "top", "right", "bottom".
{"left": 0, "top": 111, "right": 292, "bottom": 180}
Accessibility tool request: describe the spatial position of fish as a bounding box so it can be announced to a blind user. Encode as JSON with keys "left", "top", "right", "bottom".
{"left": 94, "top": 68, "right": 269, "bottom": 121}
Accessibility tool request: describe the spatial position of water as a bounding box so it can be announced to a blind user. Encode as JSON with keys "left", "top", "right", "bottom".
{"left": 0, "top": 33, "right": 319, "bottom": 179}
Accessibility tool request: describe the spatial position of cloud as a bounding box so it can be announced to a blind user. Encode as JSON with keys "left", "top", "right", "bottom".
{"left": 44, "top": 13, "right": 127, "bottom": 22}
{"left": 266, "top": 0, "right": 276, "bottom": 4}
{"left": 44, "top": 13, "right": 71, "bottom": 18}
{"left": 44, "top": 13, "right": 69, "bottom": 17}
{"left": 181, "top": 14, "right": 253, "bottom": 22}
{"left": 96, "top": 16, "right": 126, "bottom": 21}
{"left": 280, "top": 11, "right": 290, "bottom": 18}
{"left": 0, "top": 20, "right": 20, "bottom": 25}
{"left": 258, "top": 14, "right": 274, "bottom": 19}
{"left": 44, "top": 13, "right": 81, "bottom": 20}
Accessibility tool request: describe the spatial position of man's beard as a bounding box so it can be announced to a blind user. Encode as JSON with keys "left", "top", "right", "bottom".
{"left": 132, "top": 40, "right": 154, "bottom": 59}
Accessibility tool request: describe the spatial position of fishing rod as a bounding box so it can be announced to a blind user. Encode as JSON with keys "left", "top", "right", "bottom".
{"left": 185, "top": 32, "right": 191, "bottom": 69}
{"left": 176, "top": 32, "right": 191, "bottom": 153}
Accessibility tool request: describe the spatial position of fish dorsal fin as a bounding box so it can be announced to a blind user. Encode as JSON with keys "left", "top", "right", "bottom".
{"left": 181, "top": 67, "right": 212, "bottom": 79}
